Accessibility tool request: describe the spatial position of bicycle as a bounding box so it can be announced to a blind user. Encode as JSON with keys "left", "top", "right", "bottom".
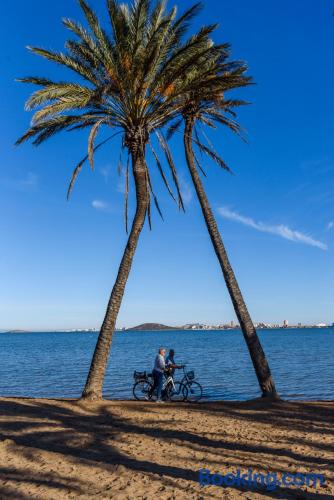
{"left": 132, "top": 370, "right": 188, "bottom": 402}
{"left": 178, "top": 365, "right": 203, "bottom": 402}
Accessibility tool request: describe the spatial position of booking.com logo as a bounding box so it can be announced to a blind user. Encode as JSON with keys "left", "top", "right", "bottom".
{"left": 199, "top": 469, "right": 325, "bottom": 491}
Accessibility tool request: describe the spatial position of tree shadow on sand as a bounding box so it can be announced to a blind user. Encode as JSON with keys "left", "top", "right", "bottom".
{"left": 0, "top": 398, "right": 333, "bottom": 498}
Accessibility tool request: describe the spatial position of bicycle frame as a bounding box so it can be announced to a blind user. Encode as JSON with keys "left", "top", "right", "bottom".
{"left": 147, "top": 373, "right": 176, "bottom": 399}
{"left": 163, "top": 374, "right": 176, "bottom": 392}
{"left": 180, "top": 365, "right": 192, "bottom": 385}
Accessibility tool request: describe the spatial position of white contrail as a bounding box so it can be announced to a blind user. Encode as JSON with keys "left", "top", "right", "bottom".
{"left": 218, "top": 207, "right": 327, "bottom": 251}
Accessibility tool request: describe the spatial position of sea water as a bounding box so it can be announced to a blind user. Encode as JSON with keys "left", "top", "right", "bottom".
{"left": 0, "top": 328, "right": 333, "bottom": 400}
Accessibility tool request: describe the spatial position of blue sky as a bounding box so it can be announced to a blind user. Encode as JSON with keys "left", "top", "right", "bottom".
{"left": 1, "top": 0, "right": 333, "bottom": 330}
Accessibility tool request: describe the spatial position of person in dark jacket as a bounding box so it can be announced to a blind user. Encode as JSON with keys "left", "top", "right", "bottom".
{"left": 165, "top": 349, "right": 183, "bottom": 377}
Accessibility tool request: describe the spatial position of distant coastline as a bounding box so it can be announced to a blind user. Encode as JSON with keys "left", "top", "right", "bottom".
{"left": 1, "top": 322, "right": 333, "bottom": 334}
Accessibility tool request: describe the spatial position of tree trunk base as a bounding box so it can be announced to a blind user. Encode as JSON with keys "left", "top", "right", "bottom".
{"left": 80, "top": 390, "right": 103, "bottom": 402}
{"left": 261, "top": 393, "right": 281, "bottom": 401}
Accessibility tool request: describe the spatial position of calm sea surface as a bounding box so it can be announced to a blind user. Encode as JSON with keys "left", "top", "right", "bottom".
{"left": 0, "top": 328, "right": 333, "bottom": 400}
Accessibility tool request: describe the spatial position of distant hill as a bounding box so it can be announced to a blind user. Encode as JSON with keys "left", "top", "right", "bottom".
{"left": 5, "top": 330, "right": 30, "bottom": 333}
{"left": 127, "top": 323, "right": 177, "bottom": 331}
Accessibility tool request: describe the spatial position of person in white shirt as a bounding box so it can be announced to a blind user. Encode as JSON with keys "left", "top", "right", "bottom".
{"left": 151, "top": 347, "right": 166, "bottom": 402}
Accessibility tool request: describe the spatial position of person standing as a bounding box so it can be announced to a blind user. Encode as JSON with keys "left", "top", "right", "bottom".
{"left": 151, "top": 347, "right": 166, "bottom": 403}
{"left": 166, "top": 349, "right": 183, "bottom": 377}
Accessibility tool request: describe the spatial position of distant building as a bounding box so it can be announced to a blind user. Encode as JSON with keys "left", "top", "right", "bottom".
{"left": 283, "top": 319, "right": 289, "bottom": 328}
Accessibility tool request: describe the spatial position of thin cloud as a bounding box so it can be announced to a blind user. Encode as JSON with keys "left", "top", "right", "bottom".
{"left": 20, "top": 172, "right": 38, "bottom": 188}
{"left": 218, "top": 207, "right": 327, "bottom": 251}
{"left": 179, "top": 176, "right": 193, "bottom": 205}
{"left": 116, "top": 177, "right": 125, "bottom": 194}
{"left": 99, "top": 166, "right": 111, "bottom": 182}
{"left": 1, "top": 172, "right": 38, "bottom": 191}
{"left": 327, "top": 221, "right": 334, "bottom": 231}
{"left": 92, "top": 199, "right": 109, "bottom": 211}
{"left": 301, "top": 158, "right": 334, "bottom": 175}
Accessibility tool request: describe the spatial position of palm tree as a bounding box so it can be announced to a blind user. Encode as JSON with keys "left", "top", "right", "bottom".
{"left": 168, "top": 50, "right": 278, "bottom": 398}
{"left": 16, "top": 0, "right": 221, "bottom": 400}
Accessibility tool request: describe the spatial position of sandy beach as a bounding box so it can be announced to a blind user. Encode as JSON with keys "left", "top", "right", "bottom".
{"left": 0, "top": 398, "right": 333, "bottom": 499}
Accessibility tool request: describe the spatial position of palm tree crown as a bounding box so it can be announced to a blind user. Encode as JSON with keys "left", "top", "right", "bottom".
{"left": 167, "top": 47, "right": 252, "bottom": 172}
{"left": 17, "top": 0, "right": 226, "bottom": 215}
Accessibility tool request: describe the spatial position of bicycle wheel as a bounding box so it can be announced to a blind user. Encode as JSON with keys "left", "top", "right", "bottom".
{"left": 168, "top": 382, "right": 188, "bottom": 402}
{"left": 186, "top": 381, "right": 202, "bottom": 402}
{"left": 133, "top": 380, "right": 153, "bottom": 401}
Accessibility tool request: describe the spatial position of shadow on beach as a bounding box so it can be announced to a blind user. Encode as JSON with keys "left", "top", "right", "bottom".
{"left": 0, "top": 398, "right": 333, "bottom": 498}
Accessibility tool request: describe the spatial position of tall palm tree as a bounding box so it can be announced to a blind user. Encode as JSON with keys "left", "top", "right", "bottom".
{"left": 168, "top": 50, "right": 278, "bottom": 398}
{"left": 16, "top": 0, "right": 222, "bottom": 400}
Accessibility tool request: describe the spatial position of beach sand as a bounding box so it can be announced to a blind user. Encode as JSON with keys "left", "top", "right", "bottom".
{"left": 0, "top": 398, "right": 333, "bottom": 499}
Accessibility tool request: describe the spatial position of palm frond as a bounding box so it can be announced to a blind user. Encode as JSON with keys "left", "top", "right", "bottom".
{"left": 16, "top": 76, "right": 54, "bottom": 86}
{"left": 156, "top": 131, "right": 185, "bottom": 211}
{"left": 16, "top": 115, "right": 95, "bottom": 145}
{"left": 166, "top": 118, "right": 182, "bottom": 140}
{"left": 88, "top": 118, "right": 107, "bottom": 170}
{"left": 192, "top": 135, "right": 232, "bottom": 173}
{"left": 27, "top": 46, "right": 100, "bottom": 85}
{"left": 149, "top": 141, "right": 176, "bottom": 202}
{"left": 146, "top": 164, "right": 164, "bottom": 220}
{"left": 193, "top": 149, "right": 207, "bottom": 177}
{"left": 146, "top": 172, "right": 152, "bottom": 230}
{"left": 125, "top": 154, "right": 129, "bottom": 233}
{"left": 67, "top": 132, "right": 118, "bottom": 199}
{"left": 78, "top": 0, "right": 114, "bottom": 66}
{"left": 24, "top": 82, "right": 94, "bottom": 112}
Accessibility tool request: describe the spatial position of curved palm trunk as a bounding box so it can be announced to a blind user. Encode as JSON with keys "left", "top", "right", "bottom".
{"left": 184, "top": 119, "right": 278, "bottom": 399}
{"left": 82, "top": 146, "right": 148, "bottom": 401}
